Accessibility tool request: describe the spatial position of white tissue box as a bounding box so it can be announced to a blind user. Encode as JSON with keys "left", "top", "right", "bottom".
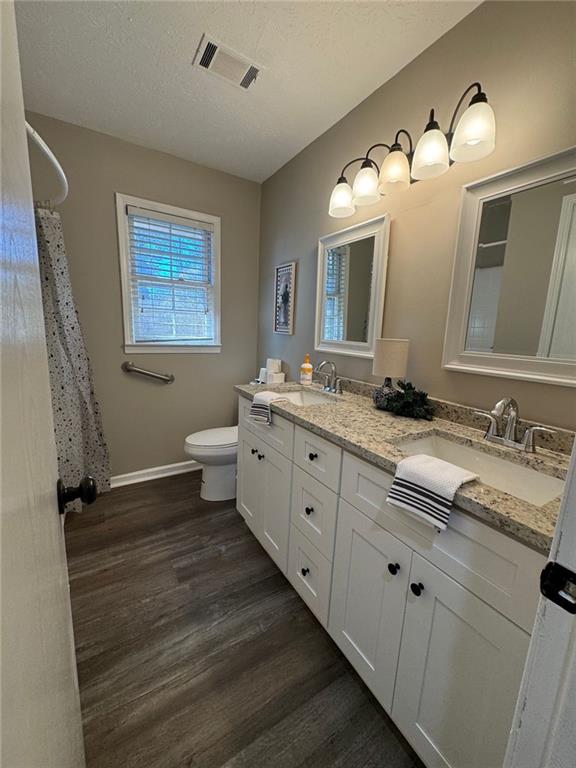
{"left": 266, "top": 358, "right": 282, "bottom": 373}
{"left": 266, "top": 372, "right": 285, "bottom": 384}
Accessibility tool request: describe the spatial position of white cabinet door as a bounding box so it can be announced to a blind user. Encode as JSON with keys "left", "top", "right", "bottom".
{"left": 259, "top": 444, "right": 292, "bottom": 573}
{"left": 237, "top": 428, "right": 261, "bottom": 534}
{"left": 329, "top": 499, "right": 412, "bottom": 712}
{"left": 393, "top": 553, "right": 530, "bottom": 768}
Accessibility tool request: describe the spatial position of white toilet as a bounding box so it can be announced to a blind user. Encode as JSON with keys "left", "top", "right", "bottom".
{"left": 184, "top": 426, "right": 238, "bottom": 501}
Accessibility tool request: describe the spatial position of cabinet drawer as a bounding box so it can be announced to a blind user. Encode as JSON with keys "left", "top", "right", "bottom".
{"left": 238, "top": 396, "right": 294, "bottom": 458}
{"left": 341, "top": 451, "right": 545, "bottom": 632}
{"left": 291, "top": 466, "right": 338, "bottom": 560}
{"left": 294, "top": 426, "right": 342, "bottom": 491}
{"left": 288, "top": 525, "right": 332, "bottom": 626}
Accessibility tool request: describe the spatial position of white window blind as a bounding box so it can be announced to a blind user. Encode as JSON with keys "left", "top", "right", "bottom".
{"left": 124, "top": 204, "right": 219, "bottom": 348}
{"left": 323, "top": 246, "right": 348, "bottom": 341}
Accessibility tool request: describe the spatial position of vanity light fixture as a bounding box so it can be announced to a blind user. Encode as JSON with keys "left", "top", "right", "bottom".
{"left": 328, "top": 82, "right": 496, "bottom": 217}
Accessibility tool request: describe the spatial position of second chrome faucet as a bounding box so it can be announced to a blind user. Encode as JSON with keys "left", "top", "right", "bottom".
{"left": 475, "top": 397, "right": 555, "bottom": 453}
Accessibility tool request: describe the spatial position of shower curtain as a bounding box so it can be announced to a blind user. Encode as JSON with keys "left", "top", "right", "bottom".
{"left": 35, "top": 207, "right": 111, "bottom": 508}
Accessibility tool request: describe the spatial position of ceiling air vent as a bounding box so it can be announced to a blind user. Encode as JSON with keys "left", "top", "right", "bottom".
{"left": 194, "top": 35, "right": 262, "bottom": 90}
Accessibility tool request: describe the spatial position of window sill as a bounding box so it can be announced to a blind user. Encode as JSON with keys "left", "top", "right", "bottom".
{"left": 124, "top": 344, "right": 222, "bottom": 355}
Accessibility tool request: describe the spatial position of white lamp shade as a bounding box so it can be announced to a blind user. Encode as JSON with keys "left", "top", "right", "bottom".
{"left": 352, "top": 165, "right": 380, "bottom": 206}
{"left": 372, "top": 338, "right": 410, "bottom": 379}
{"left": 450, "top": 101, "right": 496, "bottom": 162}
{"left": 411, "top": 129, "right": 449, "bottom": 180}
{"left": 329, "top": 181, "right": 355, "bottom": 218}
{"left": 378, "top": 150, "right": 410, "bottom": 194}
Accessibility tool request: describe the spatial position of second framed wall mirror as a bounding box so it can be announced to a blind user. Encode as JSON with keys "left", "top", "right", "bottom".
{"left": 443, "top": 148, "right": 576, "bottom": 387}
{"left": 315, "top": 215, "right": 390, "bottom": 358}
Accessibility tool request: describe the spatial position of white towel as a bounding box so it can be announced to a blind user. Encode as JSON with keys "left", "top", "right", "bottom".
{"left": 249, "top": 391, "right": 288, "bottom": 426}
{"left": 386, "top": 454, "right": 477, "bottom": 531}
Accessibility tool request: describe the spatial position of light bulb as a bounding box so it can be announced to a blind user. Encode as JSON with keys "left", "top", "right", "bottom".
{"left": 450, "top": 100, "right": 495, "bottom": 162}
{"left": 411, "top": 110, "right": 449, "bottom": 180}
{"left": 378, "top": 147, "right": 410, "bottom": 194}
{"left": 352, "top": 162, "right": 380, "bottom": 206}
{"left": 328, "top": 177, "right": 355, "bottom": 218}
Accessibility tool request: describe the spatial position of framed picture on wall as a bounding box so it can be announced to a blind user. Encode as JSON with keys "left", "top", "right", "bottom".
{"left": 273, "top": 262, "right": 296, "bottom": 335}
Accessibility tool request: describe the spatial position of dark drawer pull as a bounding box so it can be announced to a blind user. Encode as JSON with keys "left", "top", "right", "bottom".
{"left": 251, "top": 448, "right": 258, "bottom": 455}
{"left": 410, "top": 582, "right": 424, "bottom": 597}
{"left": 388, "top": 562, "right": 400, "bottom": 576}
{"left": 308, "top": 452, "right": 318, "bottom": 461}
{"left": 301, "top": 567, "right": 310, "bottom": 577}
{"left": 305, "top": 506, "right": 314, "bottom": 516}
{"left": 257, "top": 453, "right": 265, "bottom": 461}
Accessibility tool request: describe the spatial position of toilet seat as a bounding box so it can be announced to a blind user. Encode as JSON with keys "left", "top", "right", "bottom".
{"left": 185, "top": 426, "right": 238, "bottom": 450}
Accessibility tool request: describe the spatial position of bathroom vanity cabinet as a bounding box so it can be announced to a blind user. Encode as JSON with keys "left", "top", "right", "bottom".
{"left": 236, "top": 403, "right": 546, "bottom": 768}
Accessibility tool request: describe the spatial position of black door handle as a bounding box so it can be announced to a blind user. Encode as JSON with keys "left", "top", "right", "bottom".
{"left": 57, "top": 476, "right": 97, "bottom": 514}
{"left": 388, "top": 562, "right": 400, "bottom": 575}
{"left": 301, "top": 567, "right": 310, "bottom": 577}
{"left": 308, "top": 452, "right": 318, "bottom": 461}
{"left": 410, "top": 582, "right": 424, "bottom": 597}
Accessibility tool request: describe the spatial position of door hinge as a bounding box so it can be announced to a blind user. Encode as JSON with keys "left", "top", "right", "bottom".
{"left": 540, "top": 561, "right": 576, "bottom": 614}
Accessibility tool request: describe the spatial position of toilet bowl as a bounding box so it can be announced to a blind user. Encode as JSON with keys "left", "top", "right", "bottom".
{"left": 184, "top": 426, "right": 238, "bottom": 501}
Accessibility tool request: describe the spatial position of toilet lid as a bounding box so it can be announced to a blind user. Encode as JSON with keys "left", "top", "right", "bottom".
{"left": 185, "top": 426, "right": 238, "bottom": 449}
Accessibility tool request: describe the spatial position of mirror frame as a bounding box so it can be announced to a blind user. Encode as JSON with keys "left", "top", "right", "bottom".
{"left": 315, "top": 215, "right": 390, "bottom": 358}
{"left": 443, "top": 147, "right": 576, "bottom": 387}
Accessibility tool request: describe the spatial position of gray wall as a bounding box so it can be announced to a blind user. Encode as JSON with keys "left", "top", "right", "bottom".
{"left": 258, "top": 1, "right": 576, "bottom": 430}
{"left": 28, "top": 112, "right": 260, "bottom": 475}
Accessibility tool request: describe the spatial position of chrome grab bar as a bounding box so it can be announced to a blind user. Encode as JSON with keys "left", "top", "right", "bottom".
{"left": 121, "top": 361, "right": 175, "bottom": 384}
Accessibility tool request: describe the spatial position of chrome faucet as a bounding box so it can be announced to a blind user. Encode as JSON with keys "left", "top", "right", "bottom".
{"left": 475, "top": 397, "right": 555, "bottom": 452}
{"left": 314, "top": 360, "right": 341, "bottom": 393}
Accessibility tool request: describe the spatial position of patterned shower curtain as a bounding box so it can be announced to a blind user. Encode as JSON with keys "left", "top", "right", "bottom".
{"left": 35, "top": 207, "right": 111, "bottom": 506}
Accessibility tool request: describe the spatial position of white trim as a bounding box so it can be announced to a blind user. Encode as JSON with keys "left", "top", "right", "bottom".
{"left": 537, "top": 193, "right": 576, "bottom": 357}
{"left": 115, "top": 192, "right": 222, "bottom": 352}
{"left": 110, "top": 459, "right": 200, "bottom": 488}
{"left": 442, "top": 147, "right": 576, "bottom": 387}
{"left": 315, "top": 215, "right": 390, "bottom": 359}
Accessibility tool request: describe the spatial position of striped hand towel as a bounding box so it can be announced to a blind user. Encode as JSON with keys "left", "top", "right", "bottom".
{"left": 249, "top": 391, "right": 288, "bottom": 426}
{"left": 386, "top": 454, "right": 477, "bottom": 531}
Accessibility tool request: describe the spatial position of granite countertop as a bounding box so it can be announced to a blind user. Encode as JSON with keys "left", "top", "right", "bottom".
{"left": 235, "top": 382, "right": 571, "bottom": 555}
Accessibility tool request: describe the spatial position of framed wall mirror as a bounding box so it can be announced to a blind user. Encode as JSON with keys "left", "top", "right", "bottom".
{"left": 443, "top": 148, "right": 576, "bottom": 387}
{"left": 315, "top": 215, "right": 390, "bottom": 358}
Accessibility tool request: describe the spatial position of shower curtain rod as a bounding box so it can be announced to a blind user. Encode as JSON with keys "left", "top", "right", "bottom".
{"left": 25, "top": 120, "right": 69, "bottom": 206}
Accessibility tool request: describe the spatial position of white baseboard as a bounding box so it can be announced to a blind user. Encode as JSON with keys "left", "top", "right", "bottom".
{"left": 110, "top": 459, "right": 201, "bottom": 489}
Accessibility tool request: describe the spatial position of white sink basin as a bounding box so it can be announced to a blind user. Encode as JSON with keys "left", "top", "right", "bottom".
{"left": 281, "top": 390, "right": 337, "bottom": 406}
{"left": 397, "top": 435, "right": 564, "bottom": 508}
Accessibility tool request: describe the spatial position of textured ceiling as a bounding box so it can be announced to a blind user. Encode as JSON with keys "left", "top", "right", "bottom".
{"left": 16, "top": 1, "right": 478, "bottom": 181}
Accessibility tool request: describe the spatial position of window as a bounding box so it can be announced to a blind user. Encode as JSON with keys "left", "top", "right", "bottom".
{"left": 322, "top": 245, "right": 349, "bottom": 341}
{"left": 116, "top": 194, "right": 221, "bottom": 353}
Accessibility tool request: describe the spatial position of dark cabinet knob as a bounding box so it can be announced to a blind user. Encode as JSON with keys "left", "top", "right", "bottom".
{"left": 257, "top": 454, "right": 265, "bottom": 461}
{"left": 251, "top": 448, "right": 258, "bottom": 455}
{"left": 305, "top": 506, "right": 314, "bottom": 516}
{"left": 410, "top": 582, "right": 424, "bottom": 597}
{"left": 57, "top": 476, "right": 97, "bottom": 514}
{"left": 301, "top": 567, "right": 310, "bottom": 577}
{"left": 388, "top": 563, "right": 400, "bottom": 576}
{"left": 308, "top": 452, "right": 318, "bottom": 461}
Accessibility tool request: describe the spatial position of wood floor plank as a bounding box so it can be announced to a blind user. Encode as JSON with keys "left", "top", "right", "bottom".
{"left": 65, "top": 473, "right": 422, "bottom": 768}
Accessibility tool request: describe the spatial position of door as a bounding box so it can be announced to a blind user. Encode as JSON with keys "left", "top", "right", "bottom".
{"left": 259, "top": 444, "right": 292, "bottom": 573}
{"left": 505, "top": 444, "right": 576, "bottom": 768}
{"left": 237, "top": 427, "right": 261, "bottom": 534}
{"left": 329, "top": 499, "right": 412, "bottom": 712}
{"left": 393, "top": 553, "right": 529, "bottom": 768}
{"left": 1, "top": 2, "right": 85, "bottom": 765}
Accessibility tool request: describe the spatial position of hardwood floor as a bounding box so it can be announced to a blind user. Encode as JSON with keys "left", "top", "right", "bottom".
{"left": 65, "top": 472, "right": 423, "bottom": 768}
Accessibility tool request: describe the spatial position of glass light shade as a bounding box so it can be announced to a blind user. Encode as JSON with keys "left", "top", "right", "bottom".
{"left": 328, "top": 180, "right": 355, "bottom": 218}
{"left": 411, "top": 129, "right": 449, "bottom": 180}
{"left": 378, "top": 150, "right": 410, "bottom": 194}
{"left": 352, "top": 165, "right": 380, "bottom": 206}
{"left": 450, "top": 101, "right": 496, "bottom": 162}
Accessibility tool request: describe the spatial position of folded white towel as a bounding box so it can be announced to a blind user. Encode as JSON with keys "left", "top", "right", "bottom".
{"left": 249, "top": 391, "right": 288, "bottom": 426}
{"left": 386, "top": 454, "right": 477, "bottom": 531}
